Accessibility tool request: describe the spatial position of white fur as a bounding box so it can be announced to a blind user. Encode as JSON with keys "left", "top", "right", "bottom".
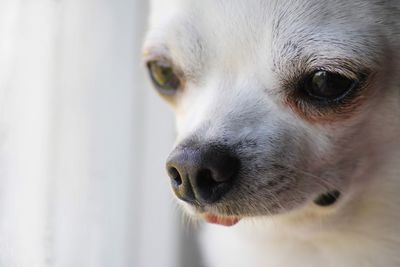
{"left": 144, "top": 1, "right": 400, "bottom": 266}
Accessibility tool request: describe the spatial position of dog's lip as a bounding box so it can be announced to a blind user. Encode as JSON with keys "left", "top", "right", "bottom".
{"left": 202, "top": 213, "right": 241, "bottom": 226}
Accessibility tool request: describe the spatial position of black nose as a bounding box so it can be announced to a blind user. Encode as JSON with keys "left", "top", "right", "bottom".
{"left": 166, "top": 144, "right": 240, "bottom": 205}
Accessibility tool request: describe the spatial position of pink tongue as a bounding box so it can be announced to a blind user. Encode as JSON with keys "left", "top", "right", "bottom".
{"left": 204, "top": 214, "right": 240, "bottom": 226}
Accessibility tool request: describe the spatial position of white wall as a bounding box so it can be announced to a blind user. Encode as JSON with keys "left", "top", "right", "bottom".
{"left": 0, "top": 1, "right": 179, "bottom": 266}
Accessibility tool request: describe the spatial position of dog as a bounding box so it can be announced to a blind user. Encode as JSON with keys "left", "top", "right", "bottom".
{"left": 142, "top": 1, "right": 400, "bottom": 266}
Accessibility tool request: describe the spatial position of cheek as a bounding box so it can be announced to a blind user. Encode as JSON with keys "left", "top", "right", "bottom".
{"left": 277, "top": 122, "right": 341, "bottom": 172}
{"left": 302, "top": 127, "right": 366, "bottom": 184}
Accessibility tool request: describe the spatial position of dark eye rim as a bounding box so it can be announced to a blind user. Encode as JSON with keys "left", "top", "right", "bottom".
{"left": 146, "top": 60, "right": 183, "bottom": 96}
{"left": 299, "top": 70, "right": 361, "bottom": 105}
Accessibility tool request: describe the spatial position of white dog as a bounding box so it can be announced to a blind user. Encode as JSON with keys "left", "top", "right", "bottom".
{"left": 143, "top": 1, "right": 400, "bottom": 266}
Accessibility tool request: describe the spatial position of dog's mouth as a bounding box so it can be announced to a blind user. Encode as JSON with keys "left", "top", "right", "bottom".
{"left": 314, "top": 190, "right": 341, "bottom": 206}
{"left": 202, "top": 213, "right": 241, "bottom": 226}
{"left": 198, "top": 190, "right": 341, "bottom": 227}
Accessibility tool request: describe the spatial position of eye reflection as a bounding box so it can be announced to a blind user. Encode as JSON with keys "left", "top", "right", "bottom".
{"left": 305, "top": 70, "right": 356, "bottom": 101}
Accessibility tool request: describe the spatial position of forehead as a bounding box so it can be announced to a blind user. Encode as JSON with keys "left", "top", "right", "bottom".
{"left": 145, "top": 0, "right": 388, "bottom": 76}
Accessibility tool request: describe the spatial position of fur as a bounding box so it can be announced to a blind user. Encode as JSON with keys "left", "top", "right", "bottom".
{"left": 143, "top": 1, "right": 400, "bottom": 266}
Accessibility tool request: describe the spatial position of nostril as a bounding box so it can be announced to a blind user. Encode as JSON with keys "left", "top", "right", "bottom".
{"left": 168, "top": 167, "right": 182, "bottom": 187}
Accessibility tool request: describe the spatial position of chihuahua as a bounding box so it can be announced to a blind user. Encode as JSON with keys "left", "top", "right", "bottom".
{"left": 143, "top": 1, "right": 400, "bottom": 266}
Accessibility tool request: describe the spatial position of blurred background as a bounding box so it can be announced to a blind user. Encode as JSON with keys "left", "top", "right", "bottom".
{"left": 0, "top": 1, "right": 201, "bottom": 266}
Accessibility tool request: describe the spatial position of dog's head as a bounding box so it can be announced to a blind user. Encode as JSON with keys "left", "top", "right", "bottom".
{"left": 143, "top": 0, "right": 400, "bottom": 226}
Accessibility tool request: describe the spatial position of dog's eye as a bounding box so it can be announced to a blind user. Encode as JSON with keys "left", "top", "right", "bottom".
{"left": 147, "top": 60, "right": 181, "bottom": 94}
{"left": 305, "top": 71, "right": 357, "bottom": 101}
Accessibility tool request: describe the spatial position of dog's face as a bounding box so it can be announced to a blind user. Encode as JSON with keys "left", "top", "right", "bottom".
{"left": 143, "top": 0, "right": 400, "bottom": 226}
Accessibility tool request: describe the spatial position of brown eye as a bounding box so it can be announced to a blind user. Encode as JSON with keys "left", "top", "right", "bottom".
{"left": 305, "top": 71, "right": 357, "bottom": 101}
{"left": 147, "top": 60, "right": 181, "bottom": 94}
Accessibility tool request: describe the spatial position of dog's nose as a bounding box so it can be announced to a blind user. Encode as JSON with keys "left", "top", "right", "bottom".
{"left": 166, "top": 144, "right": 240, "bottom": 204}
